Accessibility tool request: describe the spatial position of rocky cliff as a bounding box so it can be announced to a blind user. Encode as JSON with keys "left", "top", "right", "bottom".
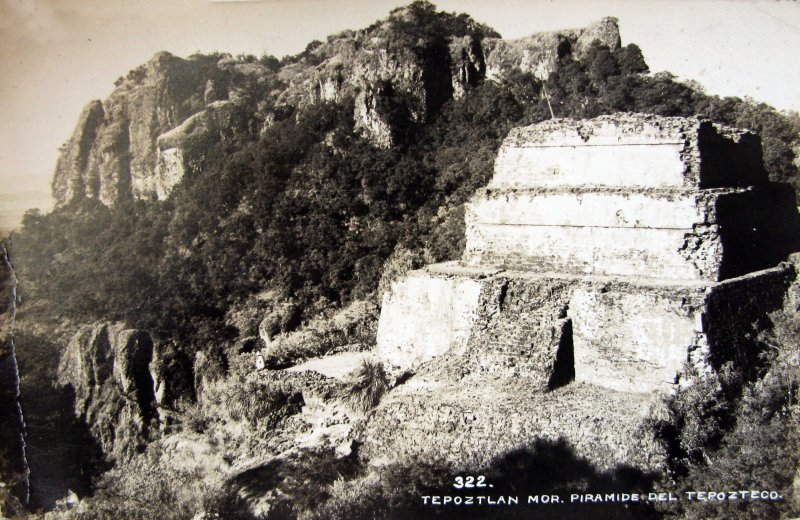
{"left": 57, "top": 323, "right": 157, "bottom": 461}
{"left": 52, "top": 52, "right": 244, "bottom": 206}
{"left": 52, "top": 6, "right": 620, "bottom": 206}
{"left": 56, "top": 322, "right": 193, "bottom": 461}
{"left": 0, "top": 243, "right": 28, "bottom": 511}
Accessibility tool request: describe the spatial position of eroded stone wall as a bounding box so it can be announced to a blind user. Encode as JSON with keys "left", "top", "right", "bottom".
{"left": 703, "top": 265, "right": 796, "bottom": 371}
{"left": 369, "top": 113, "right": 800, "bottom": 471}
{"left": 462, "top": 114, "right": 792, "bottom": 282}
{"left": 490, "top": 115, "right": 765, "bottom": 189}
{"left": 378, "top": 265, "right": 795, "bottom": 393}
{"left": 376, "top": 268, "right": 484, "bottom": 368}
{"left": 569, "top": 282, "right": 704, "bottom": 393}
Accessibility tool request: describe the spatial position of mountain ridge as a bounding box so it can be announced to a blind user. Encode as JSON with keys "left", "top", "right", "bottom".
{"left": 52, "top": 6, "right": 622, "bottom": 207}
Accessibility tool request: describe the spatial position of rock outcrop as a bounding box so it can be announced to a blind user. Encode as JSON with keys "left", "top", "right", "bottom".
{"left": 482, "top": 17, "right": 620, "bottom": 82}
{"left": 57, "top": 322, "right": 159, "bottom": 461}
{"left": 279, "top": 12, "right": 619, "bottom": 147}
{"left": 52, "top": 52, "right": 241, "bottom": 206}
{"left": 153, "top": 100, "right": 235, "bottom": 200}
{"left": 53, "top": 9, "right": 621, "bottom": 206}
{"left": 150, "top": 341, "right": 195, "bottom": 409}
{"left": 366, "top": 113, "right": 800, "bottom": 472}
{"left": 0, "top": 243, "right": 28, "bottom": 508}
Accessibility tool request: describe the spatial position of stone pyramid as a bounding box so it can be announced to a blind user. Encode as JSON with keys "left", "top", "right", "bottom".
{"left": 376, "top": 113, "right": 800, "bottom": 394}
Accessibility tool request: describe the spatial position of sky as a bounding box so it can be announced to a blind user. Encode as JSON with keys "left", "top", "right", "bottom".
{"left": 0, "top": 0, "right": 798, "bottom": 205}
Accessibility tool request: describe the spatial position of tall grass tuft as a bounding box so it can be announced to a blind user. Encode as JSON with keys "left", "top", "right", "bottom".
{"left": 225, "top": 378, "right": 303, "bottom": 427}
{"left": 344, "top": 360, "right": 389, "bottom": 413}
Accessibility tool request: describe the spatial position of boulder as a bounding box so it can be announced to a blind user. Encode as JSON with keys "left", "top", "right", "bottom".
{"left": 58, "top": 322, "right": 157, "bottom": 460}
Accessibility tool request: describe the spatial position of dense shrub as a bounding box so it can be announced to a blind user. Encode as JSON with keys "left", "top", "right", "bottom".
{"left": 306, "top": 463, "right": 452, "bottom": 520}
{"left": 343, "top": 360, "right": 389, "bottom": 413}
{"left": 651, "top": 297, "right": 800, "bottom": 519}
{"left": 224, "top": 377, "right": 303, "bottom": 427}
{"left": 263, "top": 301, "right": 379, "bottom": 369}
{"left": 648, "top": 363, "right": 743, "bottom": 476}
{"left": 63, "top": 447, "right": 200, "bottom": 520}
{"left": 228, "top": 449, "right": 363, "bottom": 517}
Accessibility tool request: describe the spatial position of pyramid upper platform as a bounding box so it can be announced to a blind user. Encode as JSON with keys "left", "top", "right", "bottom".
{"left": 492, "top": 113, "right": 767, "bottom": 190}
{"left": 464, "top": 114, "right": 799, "bottom": 281}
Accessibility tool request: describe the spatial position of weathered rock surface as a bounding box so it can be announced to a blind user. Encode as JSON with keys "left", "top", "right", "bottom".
{"left": 482, "top": 17, "right": 620, "bottom": 82}
{"left": 52, "top": 52, "right": 240, "bottom": 206}
{"left": 0, "top": 243, "right": 28, "bottom": 507}
{"left": 368, "top": 113, "right": 800, "bottom": 472}
{"left": 57, "top": 322, "right": 158, "bottom": 461}
{"left": 53, "top": 11, "right": 622, "bottom": 204}
{"left": 362, "top": 377, "right": 663, "bottom": 473}
{"left": 153, "top": 100, "right": 235, "bottom": 200}
{"left": 277, "top": 12, "right": 619, "bottom": 148}
{"left": 150, "top": 341, "right": 195, "bottom": 409}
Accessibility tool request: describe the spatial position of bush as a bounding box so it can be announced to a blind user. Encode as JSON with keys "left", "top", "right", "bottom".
{"left": 648, "top": 362, "right": 743, "bottom": 476}
{"left": 263, "top": 300, "right": 379, "bottom": 369}
{"left": 228, "top": 449, "right": 363, "bottom": 517}
{"left": 181, "top": 403, "right": 211, "bottom": 434}
{"left": 307, "top": 462, "right": 459, "bottom": 520}
{"left": 343, "top": 360, "right": 389, "bottom": 413}
{"left": 224, "top": 377, "right": 303, "bottom": 427}
{"left": 66, "top": 447, "right": 200, "bottom": 520}
{"left": 653, "top": 299, "right": 800, "bottom": 519}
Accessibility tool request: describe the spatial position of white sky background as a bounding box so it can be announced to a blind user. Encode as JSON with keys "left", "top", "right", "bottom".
{"left": 0, "top": 0, "right": 798, "bottom": 201}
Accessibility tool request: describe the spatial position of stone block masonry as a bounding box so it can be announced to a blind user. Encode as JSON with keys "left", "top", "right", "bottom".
{"left": 376, "top": 269, "right": 484, "bottom": 368}
{"left": 491, "top": 115, "right": 766, "bottom": 189}
{"left": 465, "top": 115, "right": 797, "bottom": 281}
{"left": 377, "top": 113, "right": 800, "bottom": 385}
{"left": 465, "top": 186, "right": 797, "bottom": 280}
{"left": 379, "top": 264, "right": 793, "bottom": 394}
{"left": 369, "top": 113, "right": 800, "bottom": 471}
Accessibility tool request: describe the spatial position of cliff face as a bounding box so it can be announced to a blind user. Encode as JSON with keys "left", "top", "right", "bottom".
{"left": 482, "top": 17, "right": 621, "bottom": 82}
{"left": 52, "top": 52, "right": 240, "bottom": 206}
{"left": 0, "top": 243, "right": 28, "bottom": 510}
{"left": 52, "top": 9, "right": 620, "bottom": 206}
{"left": 58, "top": 323, "right": 157, "bottom": 461}
{"left": 56, "top": 322, "right": 197, "bottom": 461}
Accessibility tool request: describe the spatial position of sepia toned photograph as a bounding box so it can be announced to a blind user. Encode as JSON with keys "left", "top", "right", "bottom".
{"left": 1, "top": 1, "right": 799, "bottom": 518}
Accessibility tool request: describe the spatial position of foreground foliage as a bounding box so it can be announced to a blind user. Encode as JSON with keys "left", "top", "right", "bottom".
{"left": 343, "top": 360, "right": 390, "bottom": 414}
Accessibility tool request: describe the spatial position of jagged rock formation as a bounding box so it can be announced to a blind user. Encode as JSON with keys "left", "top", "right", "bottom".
{"left": 57, "top": 322, "right": 159, "bottom": 461}
{"left": 53, "top": 8, "right": 620, "bottom": 206}
{"left": 482, "top": 17, "right": 620, "bottom": 83}
{"left": 56, "top": 322, "right": 198, "bottom": 461}
{"left": 52, "top": 52, "right": 241, "bottom": 206}
{"left": 366, "top": 113, "right": 800, "bottom": 471}
{"left": 0, "top": 243, "right": 28, "bottom": 508}
{"left": 153, "top": 100, "right": 235, "bottom": 200}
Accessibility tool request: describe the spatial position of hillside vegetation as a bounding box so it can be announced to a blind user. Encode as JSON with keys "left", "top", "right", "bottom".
{"left": 6, "top": 2, "right": 800, "bottom": 518}
{"left": 12, "top": 5, "right": 800, "bottom": 350}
